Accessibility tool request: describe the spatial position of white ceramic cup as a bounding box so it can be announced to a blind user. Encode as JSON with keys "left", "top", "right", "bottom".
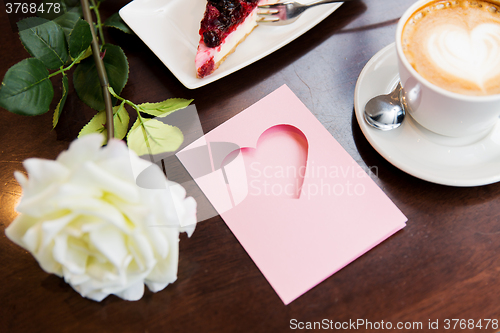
{"left": 395, "top": 0, "right": 500, "bottom": 138}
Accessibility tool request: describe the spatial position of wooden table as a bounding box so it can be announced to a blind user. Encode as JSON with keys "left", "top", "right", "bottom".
{"left": 1, "top": 1, "right": 499, "bottom": 332}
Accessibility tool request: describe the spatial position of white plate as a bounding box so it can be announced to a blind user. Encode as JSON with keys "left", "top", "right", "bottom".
{"left": 353, "top": 43, "right": 500, "bottom": 187}
{"left": 119, "top": 0, "right": 342, "bottom": 89}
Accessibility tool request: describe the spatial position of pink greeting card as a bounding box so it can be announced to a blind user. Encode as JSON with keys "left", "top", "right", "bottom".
{"left": 177, "top": 85, "right": 407, "bottom": 304}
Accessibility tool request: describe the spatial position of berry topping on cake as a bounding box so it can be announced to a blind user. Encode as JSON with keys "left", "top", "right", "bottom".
{"left": 196, "top": 0, "right": 268, "bottom": 78}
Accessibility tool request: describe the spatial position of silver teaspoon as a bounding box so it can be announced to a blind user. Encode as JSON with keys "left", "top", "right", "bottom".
{"left": 364, "top": 82, "right": 405, "bottom": 130}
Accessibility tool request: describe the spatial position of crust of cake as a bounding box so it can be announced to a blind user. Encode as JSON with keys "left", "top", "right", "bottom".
{"left": 196, "top": 24, "right": 257, "bottom": 79}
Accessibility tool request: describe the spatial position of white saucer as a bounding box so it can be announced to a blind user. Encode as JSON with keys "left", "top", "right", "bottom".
{"left": 353, "top": 43, "right": 500, "bottom": 187}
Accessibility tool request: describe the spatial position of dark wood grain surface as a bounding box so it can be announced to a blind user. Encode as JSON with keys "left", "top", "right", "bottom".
{"left": 1, "top": 1, "right": 500, "bottom": 332}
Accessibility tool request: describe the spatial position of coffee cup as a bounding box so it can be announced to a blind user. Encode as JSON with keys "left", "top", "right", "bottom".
{"left": 396, "top": 0, "right": 500, "bottom": 137}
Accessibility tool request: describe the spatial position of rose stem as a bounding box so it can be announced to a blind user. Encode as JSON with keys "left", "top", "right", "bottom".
{"left": 80, "top": 0, "right": 114, "bottom": 142}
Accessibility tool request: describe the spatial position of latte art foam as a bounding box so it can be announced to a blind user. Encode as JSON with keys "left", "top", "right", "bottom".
{"left": 402, "top": 0, "right": 500, "bottom": 96}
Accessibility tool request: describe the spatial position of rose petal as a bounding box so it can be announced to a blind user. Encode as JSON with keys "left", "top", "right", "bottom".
{"left": 35, "top": 241, "right": 63, "bottom": 276}
{"left": 72, "top": 161, "right": 139, "bottom": 203}
{"left": 144, "top": 225, "right": 170, "bottom": 259}
{"left": 123, "top": 142, "right": 157, "bottom": 183}
{"left": 144, "top": 281, "right": 169, "bottom": 293}
{"left": 89, "top": 226, "right": 128, "bottom": 268}
{"left": 54, "top": 234, "right": 88, "bottom": 275}
{"left": 13, "top": 171, "right": 28, "bottom": 188}
{"left": 41, "top": 213, "right": 76, "bottom": 248}
{"left": 15, "top": 185, "right": 58, "bottom": 217}
{"left": 127, "top": 233, "right": 157, "bottom": 272}
{"left": 145, "top": 230, "right": 179, "bottom": 286}
{"left": 74, "top": 285, "right": 109, "bottom": 302}
{"left": 114, "top": 280, "right": 145, "bottom": 301}
{"left": 5, "top": 214, "right": 38, "bottom": 249}
{"left": 62, "top": 269, "right": 90, "bottom": 285}
{"left": 57, "top": 198, "right": 130, "bottom": 233}
{"left": 22, "top": 159, "right": 69, "bottom": 192}
{"left": 22, "top": 223, "right": 41, "bottom": 253}
{"left": 86, "top": 257, "right": 117, "bottom": 281}
{"left": 178, "top": 197, "right": 197, "bottom": 235}
{"left": 57, "top": 134, "right": 103, "bottom": 169}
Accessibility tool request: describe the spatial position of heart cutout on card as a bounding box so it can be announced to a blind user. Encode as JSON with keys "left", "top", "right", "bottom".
{"left": 222, "top": 125, "right": 309, "bottom": 199}
{"left": 427, "top": 23, "right": 500, "bottom": 87}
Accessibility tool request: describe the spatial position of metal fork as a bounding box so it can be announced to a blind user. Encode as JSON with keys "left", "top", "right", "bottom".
{"left": 257, "top": 0, "right": 348, "bottom": 25}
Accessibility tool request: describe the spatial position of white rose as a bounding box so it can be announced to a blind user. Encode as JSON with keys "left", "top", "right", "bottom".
{"left": 5, "top": 134, "right": 197, "bottom": 301}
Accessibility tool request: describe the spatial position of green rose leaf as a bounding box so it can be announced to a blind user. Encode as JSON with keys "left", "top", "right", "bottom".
{"left": 74, "top": 46, "right": 93, "bottom": 64}
{"left": 104, "top": 13, "right": 133, "bottom": 34}
{"left": 127, "top": 119, "right": 184, "bottom": 156}
{"left": 53, "top": 73, "right": 69, "bottom": 128}
{"left": 73, "top": 43, "right": 129, "bottom": 111}
{"left": 19, "top": 19, "right": 69, "bottom": 70}
{"left": 17, "top": 17, "right": 49, "bottom": 31}
{"left": 112, "top": 102, "right": 130, "bottom": 140}
{"left": 0, "top": 58, "right": 54, "bottom": 116}
{"left": 53, "top": 11, "right": 81, "bottom": 43}
{"left": 68, "top": 19, "right": 92, "bottom": 59}
{"left": 78, "top": 111, "right": 106, "bottom": 137}
{"left": 78, "top": 101, "right": 130, "bottom": 142}
{"left": 138, "top": 98, "right": 193, "bottom": 118}
{"left": 60, "top": 0, "right": 82, "bottom": 13}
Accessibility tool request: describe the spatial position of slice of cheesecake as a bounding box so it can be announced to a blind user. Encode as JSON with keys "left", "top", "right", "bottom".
{"left": 196, "top": 0, "right": 269, "bottom": 78}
